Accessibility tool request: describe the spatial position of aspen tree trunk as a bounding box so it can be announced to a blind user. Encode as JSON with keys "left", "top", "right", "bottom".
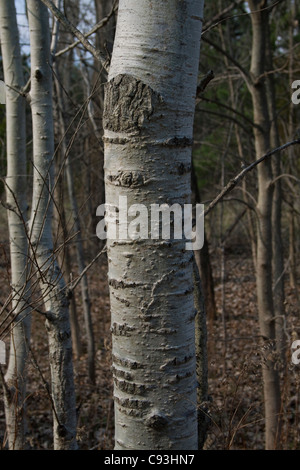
{"left": 248, "top": 0, "right": 281, "bottom": 450}
{"left": 27, "top": 0, "right": 77, "bottom": 449}
{"left": 103, "top": 0, "right": 204, "bottom": 450}
{"left": 0, "top": 0, "right": 31, "bottom": 450}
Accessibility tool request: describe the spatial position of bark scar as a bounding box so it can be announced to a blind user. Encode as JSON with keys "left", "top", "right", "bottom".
{"left": 103, "top": 74, "right": 162, "bottom": 134}
{"left": 107, "top": 170, "right": 146, "bottom": 188}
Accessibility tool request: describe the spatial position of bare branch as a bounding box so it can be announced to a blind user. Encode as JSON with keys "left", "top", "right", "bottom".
{"left": 202, "top": 0, "right": 284, "bottom": 35}
{"left": 204, "top": 138, "right": 300, "bottom": 217}
{"left": 198, "top": 96, "right": 260, "bottom": 131}
{"left": 40, "top": 0, "right": 109, "bottom": 70}
{"left": 196, "top": 107, "right": 254, "bottom": 135}
{"left": 201, "top": 35, "right": 251, "bottom": 85}
{"left": 197, "top": 70, "right": 215, "bottom": 94}
{"left": 202, "top": 0, "right": 244, "bottom": 33}
{"left": 70, "top": 246, "right": 107, "bottom": 292}
{"left": 55, "top": 0, "right": 118, "bottom": 59}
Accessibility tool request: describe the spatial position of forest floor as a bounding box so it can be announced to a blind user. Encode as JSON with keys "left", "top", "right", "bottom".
{"left": 0, "top": 215, "right": 299, "bottom": 450}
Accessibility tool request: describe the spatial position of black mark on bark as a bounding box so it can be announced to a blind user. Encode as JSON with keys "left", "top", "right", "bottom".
{"left": 34, "top": 68, "right": 43, "bottom": 81}
{"left": 109, "top": 279, "right": 144, "bottom": 289}
{"left": 115, "top": 396, "right": 151, "bottom": 411}
{"left": 107, "top": 170, "right": 145, "bottom": 188}
{"left": 111, "top": 322, "right": 135, "bottom": 337}
{"left": 103, "top": 74, "right": 162, "bottom": 134}
{"left": 163, "top": 136, "right": 193, "bottom": 148}
{"left": 146, "top": 412, "right": 168, "bottom": 430}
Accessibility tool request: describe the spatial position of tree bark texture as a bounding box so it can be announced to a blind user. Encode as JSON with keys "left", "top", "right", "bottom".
{"left": 103, "top": 0, "right": 204, "bottom": 450}
{"left": 0, "top": 0, "right": 31, "bottom": 450}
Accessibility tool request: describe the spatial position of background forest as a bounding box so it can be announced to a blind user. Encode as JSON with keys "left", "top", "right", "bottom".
{"left": 0, "top": 0, "right": 299, "bottom": 450}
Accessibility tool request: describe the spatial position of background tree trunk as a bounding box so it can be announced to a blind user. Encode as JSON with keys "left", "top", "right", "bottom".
{"left": 287, "top": 0, "right": 298, "bottom": 291}
{"left": 0, "top": 0, "right": 31, "bottom": 450}
{"left": 53, "top": 58, "right": 96, "bottom": 384}
{"left": 247, "top": 0, "right": 281, "bottom": 450}
{"left": 191, "top": 163, "right": 216, "bottom": 325}
{"left": 265, "top": 24, "right": 286, "bottom": 362}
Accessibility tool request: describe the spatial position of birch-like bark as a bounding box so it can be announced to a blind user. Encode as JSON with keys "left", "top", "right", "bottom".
{"left": 0, "top": 0, "right": 31, "bottom": 450}
{"left": 27, "top": 0, "right": 77, "bottom": 449}
{"left": 103, "top": 0, "right": 204, "bottom": 450}
{"left": 247, "top": 0, "right": 281, "bottom": 450}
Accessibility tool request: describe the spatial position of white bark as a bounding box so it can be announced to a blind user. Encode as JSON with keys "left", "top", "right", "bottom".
{"left": 27, "top": 0, "right": 77, "bottom": 450}
{"left": 104, "top": 0, "right": 204, "bottom": 450}
{"left": 0, "top": 0, "right": 31, "bottom": 450}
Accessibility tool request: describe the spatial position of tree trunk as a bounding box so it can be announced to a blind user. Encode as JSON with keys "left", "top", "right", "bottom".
{"left": 53, "top": 61, "right": 96, "bottom": 384}
{"left": 0, "top": 0, "right": 31, "bottom": 450}
{"left": 193, "top": 259, "right": 209, "bottom": 449}
{"left": 191, "top": 163, "right": 216, "bottom": 325}
{"left": 103, "top": 0, "right": 204, "bottom": 450}
{"left": 265, "top": 25, "right": 286, "bottom": 362}
{"left": 247, "top": 0, "right": 281, "bottom": 450}
{"left": 289, "top": 211, "right": 297, "bottom": 289}
{"left": 27, "top": 0, "right": 77, "bottom": 450}
{"left": 288, "top": 1, "right": 298, "bottom": 291}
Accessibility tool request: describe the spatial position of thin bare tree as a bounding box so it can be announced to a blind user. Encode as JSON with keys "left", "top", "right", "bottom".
{"left": 27, "top": 0, "right": 77, "bottom": 449}
{"left": 0, "top": 0, "right": 31, "bottom": 450}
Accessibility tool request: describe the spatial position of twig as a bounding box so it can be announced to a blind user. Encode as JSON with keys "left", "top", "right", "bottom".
{"left": 198, "top": 96, "right": 259, "bottom": 131}
{"left": 202, "top": 0, "right": 244, "bottom": 34}
{"left": 0, "top": 364, "right": 10, "bottom": 397}
{"left": 27, "top": 343, "right": 63, "bottom": 430}
{"left": 55, "top": 0, "right": 118, "bottom": 59}
{"left": 201, "top": 36, "right": 251, "bottom": 85}
{"left": 202, "top": 0, "right": 283, "bottom": 36}
{"left": 40, "top": 0, "right": 109, "bottom": 70}
{"left": 70, "top": 245, "right": 107, "bottom": 292}
{"left": 197, "top": 70, "right": 215, "bottom": 94}
{"left": 204, "top": 138, "right": 300, "bottom": 217}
